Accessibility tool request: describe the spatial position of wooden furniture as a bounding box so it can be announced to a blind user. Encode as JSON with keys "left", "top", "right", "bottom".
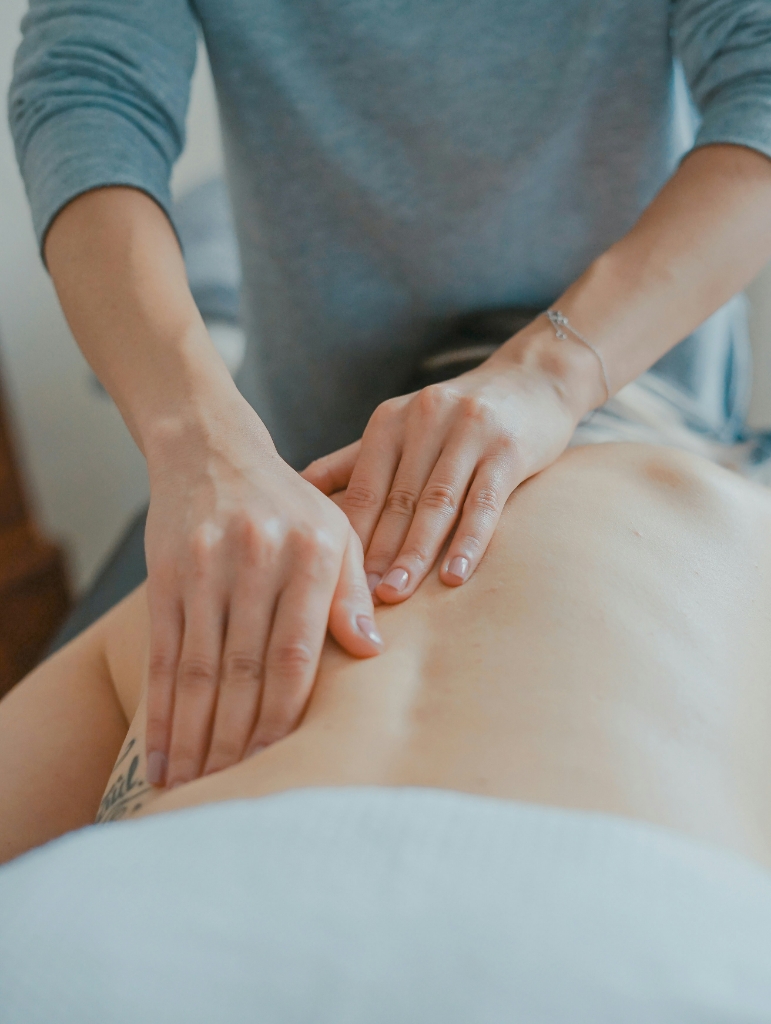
{"left": 0, "top": 367, "right": 70, "bottom": 698}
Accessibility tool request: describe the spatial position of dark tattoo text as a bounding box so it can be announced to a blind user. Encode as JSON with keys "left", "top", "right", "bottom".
{"left": 96, "top": 738, "right": 153, "bottom": 823}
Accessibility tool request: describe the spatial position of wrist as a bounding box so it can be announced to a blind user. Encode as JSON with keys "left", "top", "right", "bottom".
{"left": 142, "top": 362, "right": 276, "bottom": 477}
{"left": 491, "top": 314, "right": 608, "bottom": 422}
{"left": 123, "top": 322, "right": 270, "bottom": 467}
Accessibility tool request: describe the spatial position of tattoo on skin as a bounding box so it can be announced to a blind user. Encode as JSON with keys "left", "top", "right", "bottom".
{"left": 96, "top": 736, "right": 153, "bottom": 823}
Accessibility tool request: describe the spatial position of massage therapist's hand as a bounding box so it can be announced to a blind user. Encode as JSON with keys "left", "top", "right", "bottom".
{"left": 42, "top": 187, "right": 383, "bottom": 793}
{"left": 303, "top": 323, "right": 601, "bottom": 603}
{"left": 143, "top": 395, "right": 383, "bottom": 790}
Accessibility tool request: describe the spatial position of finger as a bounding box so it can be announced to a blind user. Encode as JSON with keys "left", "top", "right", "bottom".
{"left": 301, "top": 440, "right": 362, "bottom": 495}
{"left": 166, "top": 588, "right": 226, "bottom": 787}
{"left": 328, "top": 529, "right": 384, "bottom": 657}
{"left": 374, "top": 435, "right": 479, "bottom": 603}
{"left": 363, "top": 428, "right": 446, "bottom": 598}
{"left": 439, "top": 458, "right": 517, "bottom": 588}
{"left": 201, "top": 569, "right": 279, "bottom": 777}
{"left": 342, "top": 403, "right": 403, "bottom": 553}
{"left": 144, "top": 581, "right": 183, "bottom": 788}
{"left": 246, "top": 543, "right": 339, "bottom": 753}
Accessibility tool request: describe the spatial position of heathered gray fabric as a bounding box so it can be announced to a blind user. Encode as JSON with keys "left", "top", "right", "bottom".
{"left": 9, "top": 1, "right": 771, "bottom": 466}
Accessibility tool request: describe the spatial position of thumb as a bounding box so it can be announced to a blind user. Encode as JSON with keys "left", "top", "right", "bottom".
{"left": 328, "top": 528, "right": 384, "bottom": 658}
{"left": 301, "top": 440, "right": 362, "bottom": 495}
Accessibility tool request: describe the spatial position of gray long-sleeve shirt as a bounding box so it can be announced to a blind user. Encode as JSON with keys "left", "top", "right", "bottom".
{"left": 9, "top": 0, "right": 771, "bottom": 467}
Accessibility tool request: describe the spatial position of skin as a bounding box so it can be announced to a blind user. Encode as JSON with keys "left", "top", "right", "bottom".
{"left": 43, "top": 144, "right": 771, "bottom": 792}
{"left": 2, "top": 442, "right": 770, "bottom": 870}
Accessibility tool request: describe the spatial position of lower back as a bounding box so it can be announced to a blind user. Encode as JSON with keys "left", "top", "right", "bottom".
{"left": 137, "top": 444, "right": 771, "bottom": 867}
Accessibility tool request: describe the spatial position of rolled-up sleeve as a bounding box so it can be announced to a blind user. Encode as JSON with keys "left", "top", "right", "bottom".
{"left": 7, "top": 0, "right": 198, "bottom": 251}
{"left": 673, "top": 0, "right": 771, "bottom": 160}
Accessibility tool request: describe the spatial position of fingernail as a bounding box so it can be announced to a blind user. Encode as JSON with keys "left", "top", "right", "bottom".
{"left": 146, "top": 751, "right": 167, "bottom": 787}
{"left": 447, "top": 556, "right": 470, "bottom": 581}
{"left": 249, "top": 743, "right": 268, "bottom": 757}
{"left": 356, "top": 614, "right": 383, "bottom": 647}
{"left": 366, "top": 573, "right": 381, "bottom": 593}
{"left": 168, "top": 780, "right": 185, "bottom": 790}
{"left": 381, "top": 568, "right": 409, "bottom": 592}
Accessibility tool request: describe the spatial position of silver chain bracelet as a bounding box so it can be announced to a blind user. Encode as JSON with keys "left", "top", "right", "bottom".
{"left": 546, "top": 309, "right": 611, "bottom": 404}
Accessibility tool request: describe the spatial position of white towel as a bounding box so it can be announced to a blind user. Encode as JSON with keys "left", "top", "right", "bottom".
{"left": 1, "top": 788, "right": 770, "bottom": 1023}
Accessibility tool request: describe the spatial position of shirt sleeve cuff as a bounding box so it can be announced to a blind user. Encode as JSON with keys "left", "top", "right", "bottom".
{"left": 20, "top": 105, "right": 176, "bottom": 257}
{"left": 692, "top": 87, "right": 771, "bottom": 164}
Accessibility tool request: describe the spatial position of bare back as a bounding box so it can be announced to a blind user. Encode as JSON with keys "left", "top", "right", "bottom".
{"left": 91, "top": 443, "right": 771, "bottom": 869}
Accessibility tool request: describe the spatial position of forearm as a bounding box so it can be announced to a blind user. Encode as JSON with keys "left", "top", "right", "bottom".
{"left": 501, "top": 144, "right": 771, "bottom": 418}
{"left": 44, "top": 187, "right": 269, "bottom": 461}
{"left": 44, "top": 186, "right": 379, "bottom": 793}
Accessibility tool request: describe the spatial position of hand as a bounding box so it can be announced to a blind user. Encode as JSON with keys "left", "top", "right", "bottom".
{"left": 143, "top": 396, "right": 383, "bottom": 789}
{"left": 302, "top": 335, "right": 583, "bottom": 604}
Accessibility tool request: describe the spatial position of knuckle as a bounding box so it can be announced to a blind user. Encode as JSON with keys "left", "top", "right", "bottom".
{"left": 460, "top": 395, "right": 495, "bottom": 425}
{"left": 176, "top": 656, "right": 218, "bottom": 693}
{"left": 271, "top": 638, "right": 315, "bottom": 678}
{"left": 498, "top": 429, "right": 520, "bottom": 453}
{"left": 399, "top": 541, "right": 432, "bottom": 568}
{"left": 346, "top": 579, "right": 373, "bottom": 607}
{"left": 370, "top": 398, "right": 399, "bottom": 427}
{"left": 289, "top": 529, "right": 315, "bottom": 562}
{"left": 190, "top": 522, "right": 221, "bottom": 559}
{"left": 311, "top": 526, "right": 339, "bottom": 562}
{"left": 292, "top": 526, "right": 338, "bottom": 567}
{"left": 148, "top": 650, "right": 177, "bottom": 683}
{"left": 471, "top": 486, "right": 500, "bottom": 516}
{"left": 344, "top": 483, "right": 381, "bottom": 513}
{"left": 230, "top": 512, "right": 263, "bottom": 559}
{"left": 222, "top": 652, "right": 263, "bottom": 687}
{"left": 493, "top": 432, "right": 521, "bottom": 465}
{"left": 385, "top": 488, "right": 418, "bottom": 518}
{"left": 419, "top": 482, "right": 458, "bottom": 515}
{"left": 188, "top": 526, "right": 223, "bottom": 579}
{"left": 417, "top": 383, "right": 451, "bottom": 416}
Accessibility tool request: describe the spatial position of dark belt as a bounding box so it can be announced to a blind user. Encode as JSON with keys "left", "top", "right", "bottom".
{"left": 412, "top": 307, "right": 544, "bottom": 389}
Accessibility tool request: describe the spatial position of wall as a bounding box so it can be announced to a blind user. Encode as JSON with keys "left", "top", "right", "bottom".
{"left": 747, "top": 264, "right": 771, "bottom": 428}
{"left": 0, "top": 1, "right": 223, "bottom": 591}
{"left": 0, "top": 0, "right": 770, "bottom": 595}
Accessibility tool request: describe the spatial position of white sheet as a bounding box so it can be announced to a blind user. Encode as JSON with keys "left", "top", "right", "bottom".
{"left": 1, "top": 788, "right": 770, "bottom": 1022}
